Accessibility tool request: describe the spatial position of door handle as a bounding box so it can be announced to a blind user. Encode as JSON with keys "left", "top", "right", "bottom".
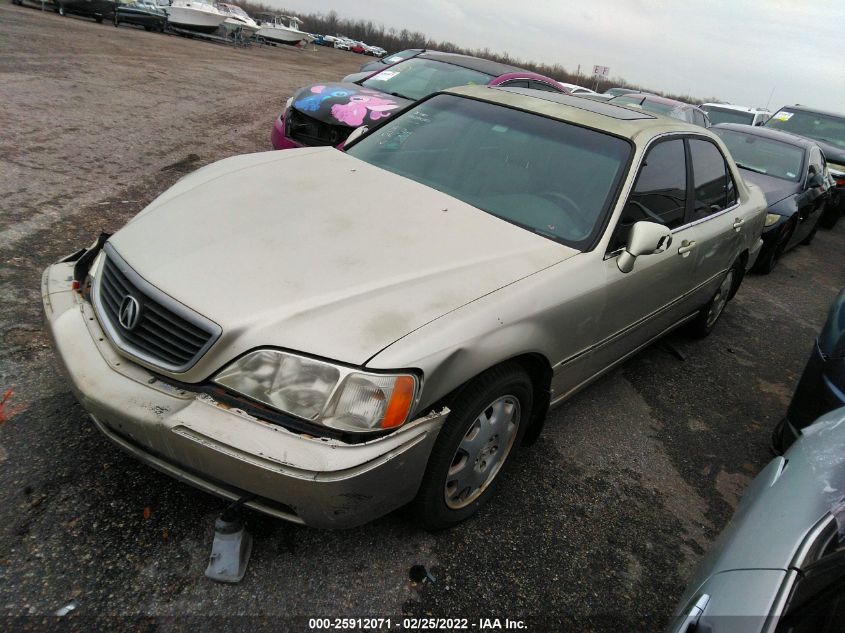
{"left": 678, "top": 240, "right": 696, "bottom": 257}
{"left": 732, "top": 218, "right": 744, "bottom": 231}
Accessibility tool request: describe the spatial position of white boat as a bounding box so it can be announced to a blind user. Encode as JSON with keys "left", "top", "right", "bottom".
{"left": 220, "top": 3, "right": 259, "bottom": 35}
{"left": 166, "top": 0, "right": 227, "bottom": 33}
{"left": 255, "top": 14, "right": 314, "bottom": 46}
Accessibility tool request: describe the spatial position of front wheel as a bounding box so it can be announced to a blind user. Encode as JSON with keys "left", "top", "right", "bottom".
{"left": 113, "top": 13, "right": 119, "bottom": 25}
{"left": 57, "top": 4, "right": 65, "bottom": 15}
{"left": 687, "top": 264, "right": 739, "bottom": 339}
{"left": 410, "top": 363, "right": 533, "bottom": 530}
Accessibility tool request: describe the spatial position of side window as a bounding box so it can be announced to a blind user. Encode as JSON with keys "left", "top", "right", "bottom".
{"left": 500, "top": 79, "right": 529, "bottom": 88}
{"left": 808, "top": 148, "right": 824, "bottom": 177}
{"left": 689, "top": 139, "right": 731, "bottom": 220}
{"left": 611, "top": 138, "right": 687, "bottom": 251}
{"left": 528, "top": 80, "right": 561, "bottom": 93}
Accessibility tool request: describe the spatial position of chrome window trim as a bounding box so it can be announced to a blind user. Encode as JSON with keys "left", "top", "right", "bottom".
{"left": 91, "top": 243, "right": 222, "bottom": 374}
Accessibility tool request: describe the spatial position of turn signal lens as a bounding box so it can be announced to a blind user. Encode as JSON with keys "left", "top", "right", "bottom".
{"left": 382, "top": 375, "right": 417, "bottom": 429}
{"left": 764, "top": 212, "right": 781, "bottom": 227}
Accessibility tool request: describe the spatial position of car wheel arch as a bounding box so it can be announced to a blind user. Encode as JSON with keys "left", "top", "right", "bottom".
{"left": 422, "top": 352, "right": 552, "bottom": 447}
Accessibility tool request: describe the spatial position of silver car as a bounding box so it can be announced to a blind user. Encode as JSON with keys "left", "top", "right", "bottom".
{"left": 42, "top": 86, "right": 766, "bottom": 529}
{"left": 666, "top": 408, "right": 845, "bottom": 633}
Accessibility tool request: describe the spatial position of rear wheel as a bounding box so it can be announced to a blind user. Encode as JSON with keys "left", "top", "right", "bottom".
{"left": 801, "top": 223, "right": 818, "bottom": 246}
{"left": 687, "top": 264, "right": 739, "bottom": 339}
{"left": 411, "top": 363, "right": 533, "bottom": 530}
{"left": 57, "top": 4, "right": 65, "bottom": 15}
{"left": 95, "top": 14, "right": 103, "bottom": 23}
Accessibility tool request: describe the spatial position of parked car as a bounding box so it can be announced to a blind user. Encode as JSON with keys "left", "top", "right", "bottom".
{"left": 558, "top": 82, "right": 595, "bottom": 95}
{"left": 772, "top": 288, "right": 845, "bottom": 452}
{"left": 271, "top": 51, "right": 566, "bottom": 150}
{"left": 350, "top": 42, "right": 366, "bottom": 54}
{"left": 712, "top": 124, "right": 830, "bottom": 273}
{"left": 55, "top": 0, "right": 118, "bottom": 21}
{"left": 44, "top": 86, "right": 765, "bottom": 530}
{"left": 604, "top": 87, "right": 641, "bottom": 97}
{"left": 578, "top": 93, "right": 614, "bottom": 102}
{"left": 702, "top": 103, "right": 771, "bottom": 127}
{"left": 610, "top": 93, "right": 711, "bottom": 127}
{"left": 333, "top": 39, "right": 351, "bottom": 51}
{"left": 666, "top": 407, "right": 845, "bottom": 633}
{"left": 359, "top": 48, "right": 425, "bottom": 74}
{"left": 765, "top": 105, "right": 845, "bottom": 228}
{"left": 113, "top": 0, "right": 167, "bottom": 31}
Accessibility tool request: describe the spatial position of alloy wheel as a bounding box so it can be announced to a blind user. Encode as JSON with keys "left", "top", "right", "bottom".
{"left": 705, "top": 269, "right": 735, "bottom": 328}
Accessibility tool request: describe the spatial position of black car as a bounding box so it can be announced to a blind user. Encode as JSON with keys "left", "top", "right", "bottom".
{"left": 55, "top": 0, "right": 118, "bottom": 22}
{"left": 773, "top": 288, "right": 845, "bottom": 452}
{"left": 713, "top": 124, "right": 830, "bottom": 274}
{"left": 765, "top": 105, "right": 845, "bottom": 228}
{"left": 358, "top": 48, "right": 425, "bottom": 74}
{"left": 113, "top": 0, "right": 167, "bottom": 31}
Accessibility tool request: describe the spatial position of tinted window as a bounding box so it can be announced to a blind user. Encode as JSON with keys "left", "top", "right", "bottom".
{"left": 529, "top": 80, "right": 561, "bottom": 93}
{"left": 611, "top": 138, "right": 687, "bottom": 250}
{"left": 500, "top": 79, "right": 529, "bottom": 88}
{"left": 689, "top": 139, "right": 731, "bottom": 219}
{"left": 703, "top": 106, "right": 755, "bottom": 125}
{"left": 347, "top": 94, "right": 632, "bottom": 249}
{"left": 766, "top": 110, "right": 845, "bottom": 150}
{"left": 713, "top": 128, "right": 805, "bottom": 182}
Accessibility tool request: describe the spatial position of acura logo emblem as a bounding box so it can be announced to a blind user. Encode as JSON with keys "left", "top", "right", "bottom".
{"left": 118, "top": 295, "right": 141, "bottom": 331}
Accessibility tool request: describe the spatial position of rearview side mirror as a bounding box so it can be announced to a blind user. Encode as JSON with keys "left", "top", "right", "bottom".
{"left": 806, "top": 171, "right": 825, "bottom": 189}
{"left": 342, "top": 125, "right": 369, "bottom": 148}
{"left": 617, "top": 221, "right": 673, "bottom": 273}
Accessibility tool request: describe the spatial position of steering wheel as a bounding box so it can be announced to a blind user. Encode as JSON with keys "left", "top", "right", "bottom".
{"left": 628, "top": 200, "right": 666, "bottom": 225}
{"left": 540, "top": 191, "right": 590, "bottom": 236}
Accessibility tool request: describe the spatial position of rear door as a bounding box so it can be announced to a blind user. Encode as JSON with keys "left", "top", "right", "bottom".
{"left": 684, "top": 137, "right": 743, "bottom": 306}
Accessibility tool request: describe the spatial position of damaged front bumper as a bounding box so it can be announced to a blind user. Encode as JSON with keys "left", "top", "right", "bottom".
{"left": 42, "top": 261, "right": 448, "bottom": 529}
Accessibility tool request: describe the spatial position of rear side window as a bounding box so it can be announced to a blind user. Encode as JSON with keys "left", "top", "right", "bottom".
{"left": 689, "top": 139, "right": 734, "bottom": 219}
{"left": 500, "top": 79, "right": 529, "bottom": 88}
{"left": 611, "top": 138, "right": 687, "bottom": 250}
{"left": 528, "top": 80, "right": 561, "bottom": 92}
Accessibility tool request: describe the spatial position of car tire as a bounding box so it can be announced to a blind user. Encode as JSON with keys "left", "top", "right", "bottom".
{"left": 95, "top": 15, "right": 103, "bottom": 23}
{"left": 410, "top": 363, "right": 533, "bottom": 531}
{"left": 687, "top": 262, "right": 740, "bottom": 339}
{"left": 753, "top": 220, "right": 794, "bottom": 274}
{"left": 57, "top": 4, "right": 65, "bottom": 15}
{"left": 113, "top": 13, "right": 119, "bottom": 26}
{"left": 818, "top": 205, "right": 840, "bottom": 229}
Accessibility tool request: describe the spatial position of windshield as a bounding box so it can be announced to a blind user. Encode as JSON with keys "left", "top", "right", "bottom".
{"left": 703, "top": 106, "right": 755, "bottom": 125}
{"left": 766, "top": 109, "right": 845, "bottom": 149}
{"left": 346, "top": 94, "right": 632, "bottom": 249}
{"left": 361, "top": 58, "right": 493, "bottom": 101}
{"left": 713, "top": 128, "right": 804, "bottom": 181}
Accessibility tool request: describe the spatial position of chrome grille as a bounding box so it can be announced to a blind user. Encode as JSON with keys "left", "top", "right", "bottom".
{"left": 92, "top": 244, "right": 221, "bottom": 373}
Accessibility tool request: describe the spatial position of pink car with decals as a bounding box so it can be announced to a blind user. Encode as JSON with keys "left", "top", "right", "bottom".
{"left": 271, "top": 51, "right": 567, "bottom": 150}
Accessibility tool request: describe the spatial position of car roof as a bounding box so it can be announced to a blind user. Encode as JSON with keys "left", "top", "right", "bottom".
{"left": 702, "top": 103, "right": 769, "bottom": 114}
{"left": 624, "top": 93, "right": 702, "bottom": 110}
{"left": 773, "top": 104, "right": 845, "bottom": 121}
{"left": 416, "top": 51, "right": 526, "bottom": 77}
{"left": 713, "top": 122, "right": 818, "bottom": 150}
{"left": 444, "top": 84, "right": 708, "bottom": 140}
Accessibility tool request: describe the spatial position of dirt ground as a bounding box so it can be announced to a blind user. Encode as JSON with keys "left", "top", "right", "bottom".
{"left": 2, "top": 3, "right": 845, "bottom": 631}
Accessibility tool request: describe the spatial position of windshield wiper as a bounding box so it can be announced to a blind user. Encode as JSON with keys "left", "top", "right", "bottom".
{"left": 735, "top": 162, "right": 768, "bottom": 175}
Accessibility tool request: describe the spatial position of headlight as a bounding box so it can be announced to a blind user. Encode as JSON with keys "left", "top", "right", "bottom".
{"left": 282, "top": 97, "right": 293, "bottom": 117}
{"left": 764, "top": 212, "right": 781, "bottom": 227}
{"left": 214, "top": 350, "right": 418, "bottom": 433}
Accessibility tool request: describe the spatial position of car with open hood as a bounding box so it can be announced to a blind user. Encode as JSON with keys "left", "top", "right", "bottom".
{"left": 765, "top": 104, "right": 845, "bottom": 228}
{"left": 44, "top": 86, "right": 765, "bottom": 530}
{"left": 270, "top": 51, "right": 565, "bottom": 150}
{"left": 712, "top": 124, "right": 830, "bottom": 273}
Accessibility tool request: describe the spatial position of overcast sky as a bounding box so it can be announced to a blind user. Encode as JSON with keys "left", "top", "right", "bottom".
{"left": 266, "top": 0, "right": 843, "bottom": 112}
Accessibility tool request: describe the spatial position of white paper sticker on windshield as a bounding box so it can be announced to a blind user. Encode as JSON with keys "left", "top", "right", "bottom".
{"left": 773, "top": 112, "right": 794, "bottom": 122}
{"left": 386, "top": 56, "right": 402, "bottom": 63}
{"left": 371, "top": 70, "right": 398, "bottom": 81}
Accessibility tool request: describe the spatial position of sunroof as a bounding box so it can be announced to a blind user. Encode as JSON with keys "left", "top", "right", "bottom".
{"left": 494, "top": 87, "right": 656, "bottom": 121}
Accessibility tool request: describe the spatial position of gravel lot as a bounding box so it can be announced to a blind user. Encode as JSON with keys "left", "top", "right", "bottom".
{"left": 2, "top": 3, "right": 845, "bottom": 630}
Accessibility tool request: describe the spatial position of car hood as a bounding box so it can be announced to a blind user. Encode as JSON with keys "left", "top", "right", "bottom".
{"left": 740, "top": 170, "right": 799, "bottom": 207}
{"left": 109, "top": 148, "right": 574, "bottom": 378}
{"left": 291, "top": 82, "right": 413, "bottom": 129}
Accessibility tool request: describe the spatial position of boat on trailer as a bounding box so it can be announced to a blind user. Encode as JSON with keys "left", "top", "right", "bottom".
{"left": 165, "top": 0, "right": 227, "bottom": 33}
{"left": 255, "top": 14, "right": 314, "bottom": 45}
